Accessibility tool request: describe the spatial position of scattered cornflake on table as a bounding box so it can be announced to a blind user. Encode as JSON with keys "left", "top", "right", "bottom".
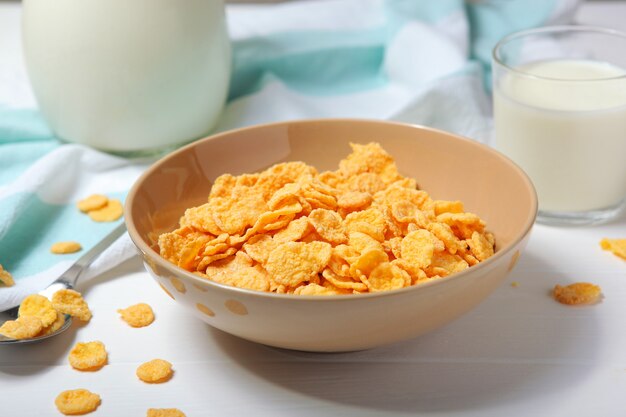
{"left": 55, "top": 389, "right": 101, "bottom": 416}
{"left": 511, "top": 281, "right": 519, "bottom": 288}
{"left": 136, "top": 359, "right": 174, "bottom": 383}
{"left": 68, "top": 341, "right": 108, "bottom": 371}
{"left": 88, "top": 198, "right": 124, "bottom": 222}
{"left": 147, "top": 408, "right": 186, "bottom": 417}
{"left": 553, "top": 282, "right": 602, "bottom": 305}
{"left": 600, "top": 238, "right": 626, "bottom": 261}
{"left": 77, "top": 194, "right": 109, "bottom": 213}
{"left": 118, "top": 303, "right": 155, "bottom": 328}
{"left": 52, "top": 289, "right": 92, "bottom": 322}
{"left": 0, "top": 315, "right": 43, "bottom": 339}
{"left": 0, "top": 264, "right": 15, "bottom": 287}
{"left": 50, "top": 241, "right": 82, "bottom": 255}
{"left": 18, "top": 294, "right": 58, "bottom": 327}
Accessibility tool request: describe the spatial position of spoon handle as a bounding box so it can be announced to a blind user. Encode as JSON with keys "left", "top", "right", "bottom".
{"left": 38, "top": 222, "right": 127, "bottom": 299}
{"left": 74, "top": 222, "right": 127, "bottom": 270}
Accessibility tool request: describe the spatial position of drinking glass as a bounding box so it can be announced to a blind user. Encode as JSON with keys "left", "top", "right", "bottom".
{"left": 492, "top": 26, "right": 626, "bottom": 225}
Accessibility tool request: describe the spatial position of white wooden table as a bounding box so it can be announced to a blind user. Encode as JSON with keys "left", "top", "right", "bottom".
{"left": 2, "top": 1, "right": 626, "bottom": 416}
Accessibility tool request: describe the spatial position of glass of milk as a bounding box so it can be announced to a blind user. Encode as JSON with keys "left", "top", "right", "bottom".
{"left": 493, "top": 26, "right": 626, "bottom": 225}
{"left": 22, "top": 0, "right": 231, "bottom": 156}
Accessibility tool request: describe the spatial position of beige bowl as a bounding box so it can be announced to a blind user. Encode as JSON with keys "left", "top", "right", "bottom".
{"left": 125, "top": 119, "right": 537, "bottom": 352}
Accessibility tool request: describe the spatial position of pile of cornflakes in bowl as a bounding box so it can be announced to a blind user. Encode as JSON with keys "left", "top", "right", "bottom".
{"left": 126, "top": 119, "right": 538, "bottom": 351}
{"left": 158, "top": 142, "right": 495, "bottom": 295}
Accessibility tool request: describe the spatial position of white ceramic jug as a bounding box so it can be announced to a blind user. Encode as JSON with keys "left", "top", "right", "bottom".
{"left": 22, "top": 0, "right": 231, "bottom": 155}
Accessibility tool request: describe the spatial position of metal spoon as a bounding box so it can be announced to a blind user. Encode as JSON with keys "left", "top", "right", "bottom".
{"left": 0, "top": 222, "right": 127, "bottom": 345}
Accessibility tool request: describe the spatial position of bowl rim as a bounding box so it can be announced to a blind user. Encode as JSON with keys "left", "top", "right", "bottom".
{"left": 124, "top": 118, "right": 538, "bottom": 301}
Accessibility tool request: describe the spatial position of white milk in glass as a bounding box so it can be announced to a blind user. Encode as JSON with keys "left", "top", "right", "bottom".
{"left": 494, "top": 59, "right": 626, "bottom": 212}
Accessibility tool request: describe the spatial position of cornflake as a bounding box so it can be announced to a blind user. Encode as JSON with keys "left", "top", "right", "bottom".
{"left": 88, "top": 198, "right": 124, "bottom": 222}
{"left": 0, "top": 315, "right": 42, "bottom": 339}
{"left": 147, "top": 409, "right": 186, "bottom": 417}
{"left": 600, "top": 238, "right": 626, "bottom": 261}
{"left": 265, "top": 241, "right": 331, "bottom": 287}
{"left": 553, "top": 282, "right": 602, "bottom": 305}
{"left": 68, "top": 341, "right": 108, "bottom": 371}
{"left": 77, "top": 194, "right": 109, "bottom": 213}
{"left": 40, "top": 312, "right": 66, "bottom": 336}
{"left": 137, "top": 359, "right": 174, "bottom": 383}
{"left": 118, "top": 303, "right": 155, "bottom": 328}
{"left": 0, "top": 264, "right": 15, "bottom": 287}
{"left": 158, "top": 142, "right": 496, "bottom": 295}
{"left": 55, "top": 389, "right": 101, "bottom": 415}
{"left": 50, "top": 241, "right": 82, "bottom": 255}
{"left": 18, "top": 294, "right": 58, "bottom": 327}
{"left": 52, "top": 289, "right": 92, "bottom": 322}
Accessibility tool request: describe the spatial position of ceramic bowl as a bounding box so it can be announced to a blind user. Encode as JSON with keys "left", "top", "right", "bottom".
{"left": 125, "top": 119, "right": 537, "bottom": 352}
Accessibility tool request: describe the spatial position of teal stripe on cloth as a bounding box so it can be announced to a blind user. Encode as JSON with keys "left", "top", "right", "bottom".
{"left": 465, "top": 0, "right": 558, "bottom": 89}
{"left": 0, "top": 142, "right": 59, "bottom": 185}
{"left": 0, "top": 108, "right": 54, "bottom": 144}
{"left": 0, "top": 191, "right": 126, "bottom": 281}
{"left": 384, "top": 0, "right": 463, "bottom": 25}
{"left": 229, "top": 0, "right": 466, "bottom": 101}
{"left": 229, "top": 27, "right": 390, "bottom": 101}
{"left": 0, "top": 108, "right": 60, "bottom": 185}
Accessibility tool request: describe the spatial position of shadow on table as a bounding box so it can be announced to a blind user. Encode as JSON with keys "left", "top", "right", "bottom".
{"left": 211, "top": 251, "right": 601, "bottom": 413}
{"left": 0, "top": 257, "right": 140, "bottom": 376}
{"left": 0, "top": 320, "right": 80, "bottom": 376}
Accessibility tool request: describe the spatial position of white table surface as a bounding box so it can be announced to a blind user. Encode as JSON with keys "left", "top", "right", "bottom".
{"left": 2, "top": 1, "right": 626, "bottom": 416}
